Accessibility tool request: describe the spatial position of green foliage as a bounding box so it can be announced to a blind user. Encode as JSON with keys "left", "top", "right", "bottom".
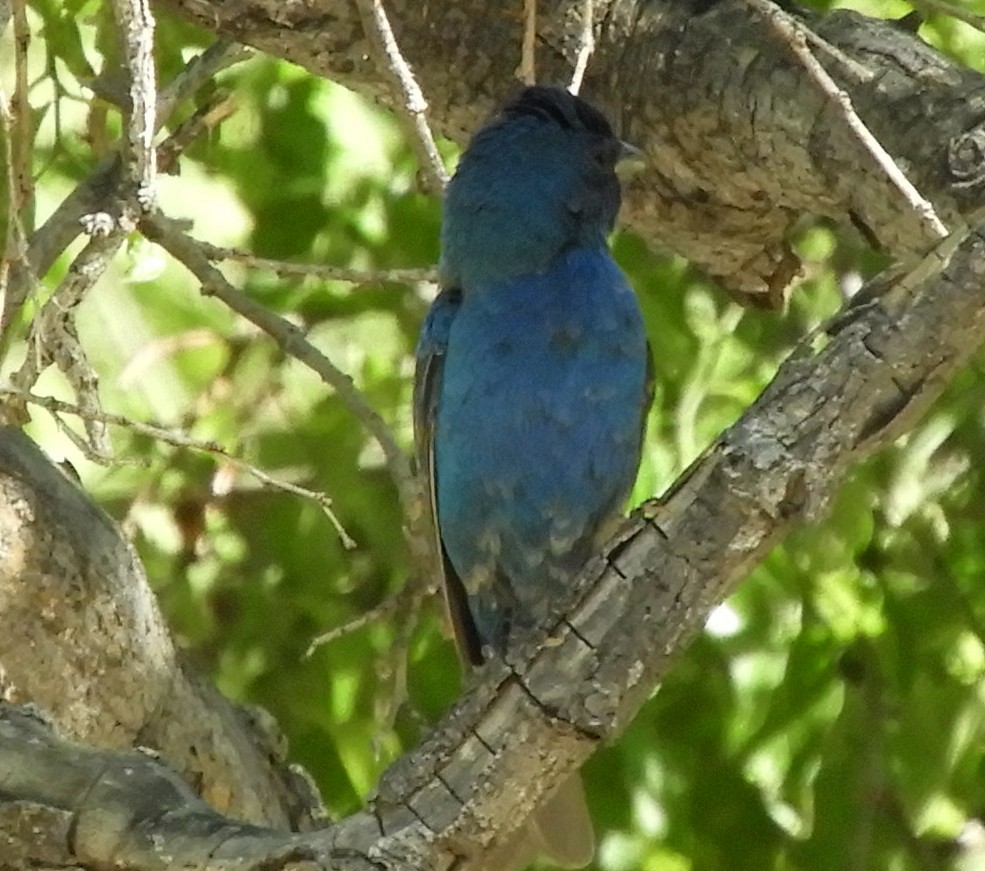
{"left": 6, "top": 1, "right": 985, "bottom": 869}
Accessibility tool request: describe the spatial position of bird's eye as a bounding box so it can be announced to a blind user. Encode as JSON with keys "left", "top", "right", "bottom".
{"left": 592, "top": 150, "right": 610, "bottom": 169}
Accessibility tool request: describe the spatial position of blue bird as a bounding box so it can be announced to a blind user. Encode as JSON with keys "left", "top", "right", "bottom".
{"left": 414, "top": 86, "right": 652, "bottom": 869}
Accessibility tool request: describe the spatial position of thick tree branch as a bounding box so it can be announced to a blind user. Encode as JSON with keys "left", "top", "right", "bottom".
{"left": 158, "top": 0, "right": 985, "bottom": 302}
{"left": 0, "top": 427, "right": 327, "bottom": 833}
{"left": 3, "top": 210, "right": 985, "bottom": 869}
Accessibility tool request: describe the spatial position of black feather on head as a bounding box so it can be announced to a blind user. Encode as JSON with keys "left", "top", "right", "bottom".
{"left": 501, "top": 85, "right": 614, "bottom": 139}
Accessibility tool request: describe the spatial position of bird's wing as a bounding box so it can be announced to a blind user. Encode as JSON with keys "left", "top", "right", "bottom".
{"left": 413, "top": 288, "right": 484, "bottom": 668}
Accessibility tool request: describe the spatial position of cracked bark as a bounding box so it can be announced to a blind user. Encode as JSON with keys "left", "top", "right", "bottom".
{"left": 3, "top": 214, "right": 985, "bottom": 869}
{"left": 154, "top": 0, "right": 985, "bottom": 302}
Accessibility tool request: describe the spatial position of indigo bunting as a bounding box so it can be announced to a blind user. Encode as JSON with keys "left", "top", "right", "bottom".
{"left": 414, "top": 86, "right": 652, "bottom": 869}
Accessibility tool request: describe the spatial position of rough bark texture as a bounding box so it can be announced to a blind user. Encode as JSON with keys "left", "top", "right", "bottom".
{"left": 3, "top": 214, "right": 985, "bottom": 869}
{"left": 0, "top": 431, "right": 326, "bottom": 832}
{"left": 6, "top": 0, "right": 985, "bottom": 869}
{"left": 155, "top": 0, "right": 985, "bottom": 302}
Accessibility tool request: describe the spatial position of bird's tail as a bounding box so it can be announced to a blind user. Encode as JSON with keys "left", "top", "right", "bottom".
{"left": 482, "top": 775, "right": 595, "bottom": 870}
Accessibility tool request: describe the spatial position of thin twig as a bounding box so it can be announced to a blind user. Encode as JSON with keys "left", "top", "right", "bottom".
{"left": 568, "top": 0, "right": 594, "bottom": 95}
{"left": 0, "top": 388, "right": 355, "bottom": 547}
{"left": 0, "top": 83, "right": 33, "bottom": 364}
{"left": 8, "top": 235, "right": 121, "bottom": 385}
{"left": 909, "top": 0, "right": 985, "bottom": 34}
{"left": 352, "top": 0, "right": 448, "bottom": 195}
{"left": 140, "top": 212, "right": 415, "bottom": 506}
{"left": 0, "top": 0, "right": 36, "bottom": 364}
{"left": 50, "top": 314, "right": 111, "bottom": 454}
{"left": 202, "top": 239, "right": 438, "bottom": 286}
{"left": 10, "top": 0, "right": 31, "bottom": 226}
{"left": 0, "top": 84, "right": 27, "bottom": 258}
{"left": 108, "top": 0, "right": 157, "bottom": 226}
{"left": 798, "top": 25, "right": 874, "bottom": 83}
{"left": 747, "top": 0, "right": 948, "bottom": 244}
{"left": 157, "top": 90, "right": 237, "bottom": 174}
{"left": 46, "top": 405, "right": 145, "bottom": 468}
{"left": 305, "top": 589, "right": 410, "bottom": 657}
{"left": 13, "top": 41, "right": 251, "bottom": 325}
{"left": 521, "top": 0, "right": 537, "bottom": 84}
{"left": 156, "top": 40, "right": 252, "bottom": 125}
{"left": 8, "top": 234, "right": 123, "bottom": 452}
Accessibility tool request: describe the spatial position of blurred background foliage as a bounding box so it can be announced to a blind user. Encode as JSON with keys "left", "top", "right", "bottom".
{"left": 4, "top": 0, "right": 985, "bottom": 869}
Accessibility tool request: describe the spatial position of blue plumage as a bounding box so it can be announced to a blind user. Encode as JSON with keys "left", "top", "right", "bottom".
{"left": 439, "top": 91, "right": 622, "bottom": 289}
{"left": 435, "top": 247, "right": 647, "bottom": 649}
{"left": 416, "top": 86, "right": 650, "bottom": 658}
{"left": 413, "top": 86, "right": 651, "bottom": 866}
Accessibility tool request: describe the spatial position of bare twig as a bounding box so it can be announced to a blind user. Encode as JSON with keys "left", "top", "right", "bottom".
{"left": 156, "top": 40, "right": 252, "bottom": 124}
{"left": 140, "top": 211, "right": 415, "bottom": 504}
{"left": 47, "top": 406, "right": 121, "bottom": 465}
{"left": 10, "top": 0, "right": 31, "bottom": 225}
{"left": 797, "top": 22, "right": 874, "bottom": 83}
{"left": 0, "top": 1, "right": 37, "bottom": 364}
{"left": 909, "top": 0, "right": 985, "bottom": 34}
{"left": 157, "top": 90, "right": 237, "bottom": 174}
{"left": 108, "top": 0, "right": 157, "bottom": 226}
{"left": 568, "top": 0, "right": 594, "bottom": 95}
{"left": 8, "top": 234, "right": 123, "bottom": 453}
{"left": 2, "top": 0, "right": 160, "bottom": 384}
{"left": 0, "top": 85, "right": 27, "bottom": 261}
{"left": 0, "top": 388, "right": 354, "bottom": 546}
{"left": 352, "top": 0, "right": 448, "bottom": 195}
{"left": 0, "top": 85, "right": 33, "bottom": 364}
{"left": 305, "top": 588, "right": 411, "bottom": 657}
{"left": 747, "top": 0, "right": 949, "bottom": 244}
{"left": 12, "top": 41, "right": 251, "bottom": 328}
{"left": 50, "top": 314, "right": 111, "bottom": 454}
{"left": 8, "top": 235, "right": 121, "bottom": 382}
{"left": 202, "top": 239, "right": 438, "bottom": 286}
{"left": 521, "top": 0, "right": 537, "bottom": 84}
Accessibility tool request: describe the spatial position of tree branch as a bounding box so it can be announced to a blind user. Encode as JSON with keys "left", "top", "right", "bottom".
{"left": 157, "top": 0, "right": 985, "bottom": 302}
{"left": 0, "top": 388, "right": 355, "bottom": 547}
{"left": 8, "top": 2, "right": 985, "bottom": 869}
{"left": 109, "top": 0, "right": 157, "bottom": 224}
{"left": 139, "top": 211, "right": 413, "bottom": 503}
{"left": 352, "top": 0, "right": 448, "bottom": 195}
{"left": 7, "top": 39, "right": 251, "bottom": 337}
{"left": 4, "top": 207, "right": 985, "bottom": 869}
{"left": 0, "top": 426, "right": 327, "bottom": 833}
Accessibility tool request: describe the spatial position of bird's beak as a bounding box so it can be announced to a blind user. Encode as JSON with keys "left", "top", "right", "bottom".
{"left": 616, "top": 140, "right": 645, "bottom": 177}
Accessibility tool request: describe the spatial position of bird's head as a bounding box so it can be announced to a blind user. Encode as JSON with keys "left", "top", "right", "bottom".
{"left": 440, "top": 86, "right": 636, "bottom": 290}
